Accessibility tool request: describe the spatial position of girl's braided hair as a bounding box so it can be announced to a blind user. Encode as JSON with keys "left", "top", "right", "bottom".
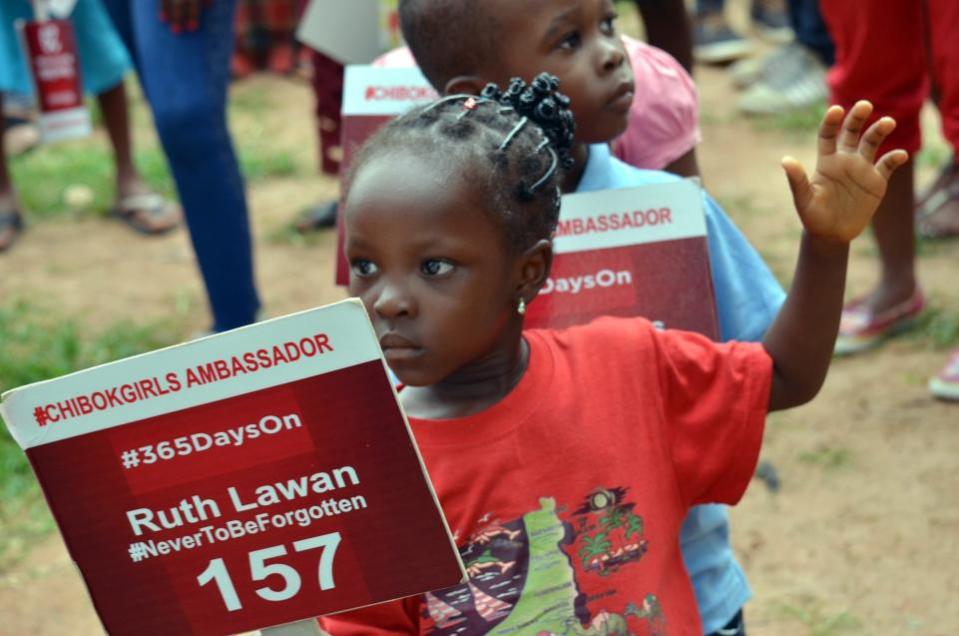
{"left": 345, "top": 73, "right": 576, "bottom": 250}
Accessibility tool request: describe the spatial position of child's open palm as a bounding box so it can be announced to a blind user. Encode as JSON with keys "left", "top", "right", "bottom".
{"left": 782, "top": 101, "right": 909, "bottom": 243}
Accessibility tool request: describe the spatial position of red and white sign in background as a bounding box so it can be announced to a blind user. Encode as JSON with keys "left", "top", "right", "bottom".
{"left": 1, "top": 300, "right": 465, "bottom": 635}
{"left": 18, "top": 17, "right": 92, "bottom": 143}
{"left": 527, "top": 181, "right": 718, "bottom": 338}
{"left": 336, "top": 66, "right": 718, "bottom": 337}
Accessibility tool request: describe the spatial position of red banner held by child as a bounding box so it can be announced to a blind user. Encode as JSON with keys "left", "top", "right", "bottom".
{"left": 0, "top": 300, "right": 465, "bottom": 636}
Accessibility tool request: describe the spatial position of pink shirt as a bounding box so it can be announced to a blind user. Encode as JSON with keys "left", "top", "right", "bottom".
{"left": 372, "top": 35, "right": 700, "bottom": 171}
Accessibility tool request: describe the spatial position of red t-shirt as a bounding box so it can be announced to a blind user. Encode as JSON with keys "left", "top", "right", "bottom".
{"left": 322, "top": 317, "right": 772, "bottom": 635}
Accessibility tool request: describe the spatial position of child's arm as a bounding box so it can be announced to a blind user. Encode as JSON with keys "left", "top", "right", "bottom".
{"left": 764, "top": 101, "right": 908, "bottom": 411}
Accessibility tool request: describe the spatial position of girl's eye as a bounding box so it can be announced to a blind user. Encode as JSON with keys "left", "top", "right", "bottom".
{"left": 421, "top": 259, "right": 454, "bottom": 277}
{"left": 600, "top": 14, "right": 617, "bottom": 35}
{"left": 558, "top": 31, "right": 581, "bottom": 50}
{"left": 350, "top": 259, "right": 379, "bottom": 278}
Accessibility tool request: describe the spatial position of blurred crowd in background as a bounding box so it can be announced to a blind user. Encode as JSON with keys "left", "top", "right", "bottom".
{"left": 2, "top": 0, "right": 957, "bottom": 399}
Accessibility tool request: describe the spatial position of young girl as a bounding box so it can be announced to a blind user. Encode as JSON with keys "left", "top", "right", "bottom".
{"left": 325, "top": 75, "right": 905, "bottom": 635}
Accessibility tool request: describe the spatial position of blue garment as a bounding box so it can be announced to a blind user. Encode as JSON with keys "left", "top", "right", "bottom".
{"left": 0, "top": 0, "right": 131, "bottom": 96}
{"left": 101, "top": 0, "right": 261, "bottom": 332}
{"left": 695, "top": 0, "right": 725, "bottom": 13}
{"left": 789, "top": 0, "right": 835, "bottom": 66}
{"left": 577, "top": 144, "right": 786, "bottom": 634}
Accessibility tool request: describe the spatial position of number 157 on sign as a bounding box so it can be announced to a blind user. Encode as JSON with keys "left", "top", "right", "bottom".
{"left": 197, "top": 532, "right": 341, "bottom": 611}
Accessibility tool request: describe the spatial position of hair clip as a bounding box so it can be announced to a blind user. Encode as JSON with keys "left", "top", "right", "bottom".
{"left": 420, "top": 94, "right": 473, "bottom": 117}
{"left": 456, "top": 96, "right": 479, "bottom": 120}
{"left": 529, "top": 147, "right": 559, "bottom": 193}
{"left": 499, "top": 116, "right": 529, "bottom": 152}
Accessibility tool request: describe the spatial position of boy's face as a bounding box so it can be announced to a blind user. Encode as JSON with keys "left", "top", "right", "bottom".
{"left": 475, "top": 0, "right": 633, "bottom": 144}
{"left": 344, "top": 152, "right": 522, "bottom": 387}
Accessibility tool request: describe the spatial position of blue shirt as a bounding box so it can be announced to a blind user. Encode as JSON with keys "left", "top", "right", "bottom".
{"left": 577, "top": 144, "right": 786, "bottom": 633}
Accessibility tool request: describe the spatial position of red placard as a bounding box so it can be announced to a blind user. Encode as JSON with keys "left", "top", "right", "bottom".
{"left": 526, "top": 182, "right": 719, "bottom": 338}
{"left": 17, "top": 18, "right": 91, "bottom": 143}
{"left": 1, "top": 301, "right": 465, "bottom": 635}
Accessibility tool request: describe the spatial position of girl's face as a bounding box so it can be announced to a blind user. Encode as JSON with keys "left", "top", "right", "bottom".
{"left": 473, "top": 0, "right": 632, "bottom": 145}
{"left": 344, "top": 152, "right": 527, "bottom": 387}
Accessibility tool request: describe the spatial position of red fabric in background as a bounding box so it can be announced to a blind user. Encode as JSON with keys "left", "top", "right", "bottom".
{"left": 231, "top": 0, "right": 345, "bottom": 175}
{"left": 233, "top": 0, "right": 305, "bottom": 75}
{"left": 311, "top": 50, "right": 345, "bottom": 176}
{"left": 821, "top": 0, "right": 959, "bottom": 156}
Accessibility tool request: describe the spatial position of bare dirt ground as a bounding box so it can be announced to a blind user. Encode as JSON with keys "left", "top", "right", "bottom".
{"left": 2, "top": 36, "right": 958, "bottom": 636}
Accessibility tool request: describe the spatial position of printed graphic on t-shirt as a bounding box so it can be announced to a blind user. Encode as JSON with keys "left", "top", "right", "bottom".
{"left": 421, "top": 491, "right": 666, "bottom": 635}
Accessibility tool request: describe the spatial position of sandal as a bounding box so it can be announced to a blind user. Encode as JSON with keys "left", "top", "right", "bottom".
{"left": 929, "top": 348, "right": 959, "bottom": 401}
{"left": 835, "top": 290, "right": 925, "bottom": 356}
{"left": 0, "top": 209, "right": 24, "bottom": 253}
{"left": 915, "top": 158, "right": 959, "bottom": 239}
{"left": 3, "top": 118, "right": 40, "bottom": 157}
{"left": 110, "top": 192, "right": 181, "bottom": 235}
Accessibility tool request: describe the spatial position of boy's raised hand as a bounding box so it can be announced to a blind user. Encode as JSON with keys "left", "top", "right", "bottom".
{"left": 781, "top": 101, "right": 909, "bottom": 243}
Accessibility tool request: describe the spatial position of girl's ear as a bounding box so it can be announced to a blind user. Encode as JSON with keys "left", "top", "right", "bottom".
{"left": 444, "top": 75, "right": 486, "bottom": 96}
{"left": 516, "top": 239, "right": 553, "bottom": 302}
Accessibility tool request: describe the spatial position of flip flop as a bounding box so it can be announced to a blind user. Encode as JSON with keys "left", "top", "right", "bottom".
{"left": 915, "top": 158, "right": 959, "bottom": 239}
{"left": 929, "top": 348, "right": 959, "bottom": 401}
{"left": 0, "top": 209, "right": 24, "bottom": 253}
{"left": 835, "top": 290, "right": 925, "bottom": 356}
{"left": 3, "top": 118, "right": 40, "bottom": 157}
{"left": 110, "top": 192, "right": 182, "bottom": 235}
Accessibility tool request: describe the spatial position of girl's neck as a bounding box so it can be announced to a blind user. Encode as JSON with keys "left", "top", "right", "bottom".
{"left": 400, "top": 334, "right": 530, "bottom": 421}
{"left": 561, "top": 143, "right": 589, "bottom": 194}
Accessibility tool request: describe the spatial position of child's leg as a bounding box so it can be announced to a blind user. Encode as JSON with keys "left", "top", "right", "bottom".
{"left": 917, "top": 0, "right": 959, "bottom": 238}
{"left": 820, "top": 0, "right": 925, "bottom": 314}
{"left": 294, "top": 49, "right": 344, "bottom": 233}
{"left": 96, "top": 80, "right": 180, "bottom": 233}
{"left": 0, "top": 94, "right": 12, "bottom": 203}
{"left": 869, "top": 158, "right": 917, "bottom": 308}
{"left": 97, "top": 81, "right": 138, "bottom": 194}
{"left": 0, "top": 92, "right": 23, "bottom": 251}
{"left": 634, "top": 0, "right": 693, "bottom": 72}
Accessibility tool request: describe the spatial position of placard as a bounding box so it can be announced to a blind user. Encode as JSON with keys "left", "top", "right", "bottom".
{"left": 17, "top": 18, "right": 91, "bottom": 143}
{"left": 1, "top": 300, "right": 465, "bottom": 636}
{"left": 297, "top": 0, "right": 397, "bottom": 65}
{"left": 527, "top": 181, "right": 719, "bottom": 338}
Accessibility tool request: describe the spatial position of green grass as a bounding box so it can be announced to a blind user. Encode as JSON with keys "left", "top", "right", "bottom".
{"left": 266, "top": 217, "right": 331, "bottom": 247}
{"left": 916, "top": 144, "right": 949, "bottom": 171}
{"left": 777, "top": 601, "right": 863, "bottom": 636}
{"left": 751, "top": 103, "right": 829, "bottom": 137}
{"left": 0, "top": 300, "right": 178, "bottom": 569}
{"left": 798, "top": 445, "right": 853, "bottom": 471}
{"left": 908, "top": 303, "right": 959, "bottom": 350}
{"left": 8, "top": 91, "right": 304, "bottom": 220}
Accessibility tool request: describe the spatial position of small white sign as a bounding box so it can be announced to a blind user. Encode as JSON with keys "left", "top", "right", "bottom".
{"left": 342, "top": 65, "right": 437, "bottom": 116}
{"left": 297, "top": 0, "right": 382, "bottom": 64}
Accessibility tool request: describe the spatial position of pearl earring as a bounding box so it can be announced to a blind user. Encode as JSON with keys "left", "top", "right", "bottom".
{"left": 517, "top": 298, "right": 526, "bottom": 315}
